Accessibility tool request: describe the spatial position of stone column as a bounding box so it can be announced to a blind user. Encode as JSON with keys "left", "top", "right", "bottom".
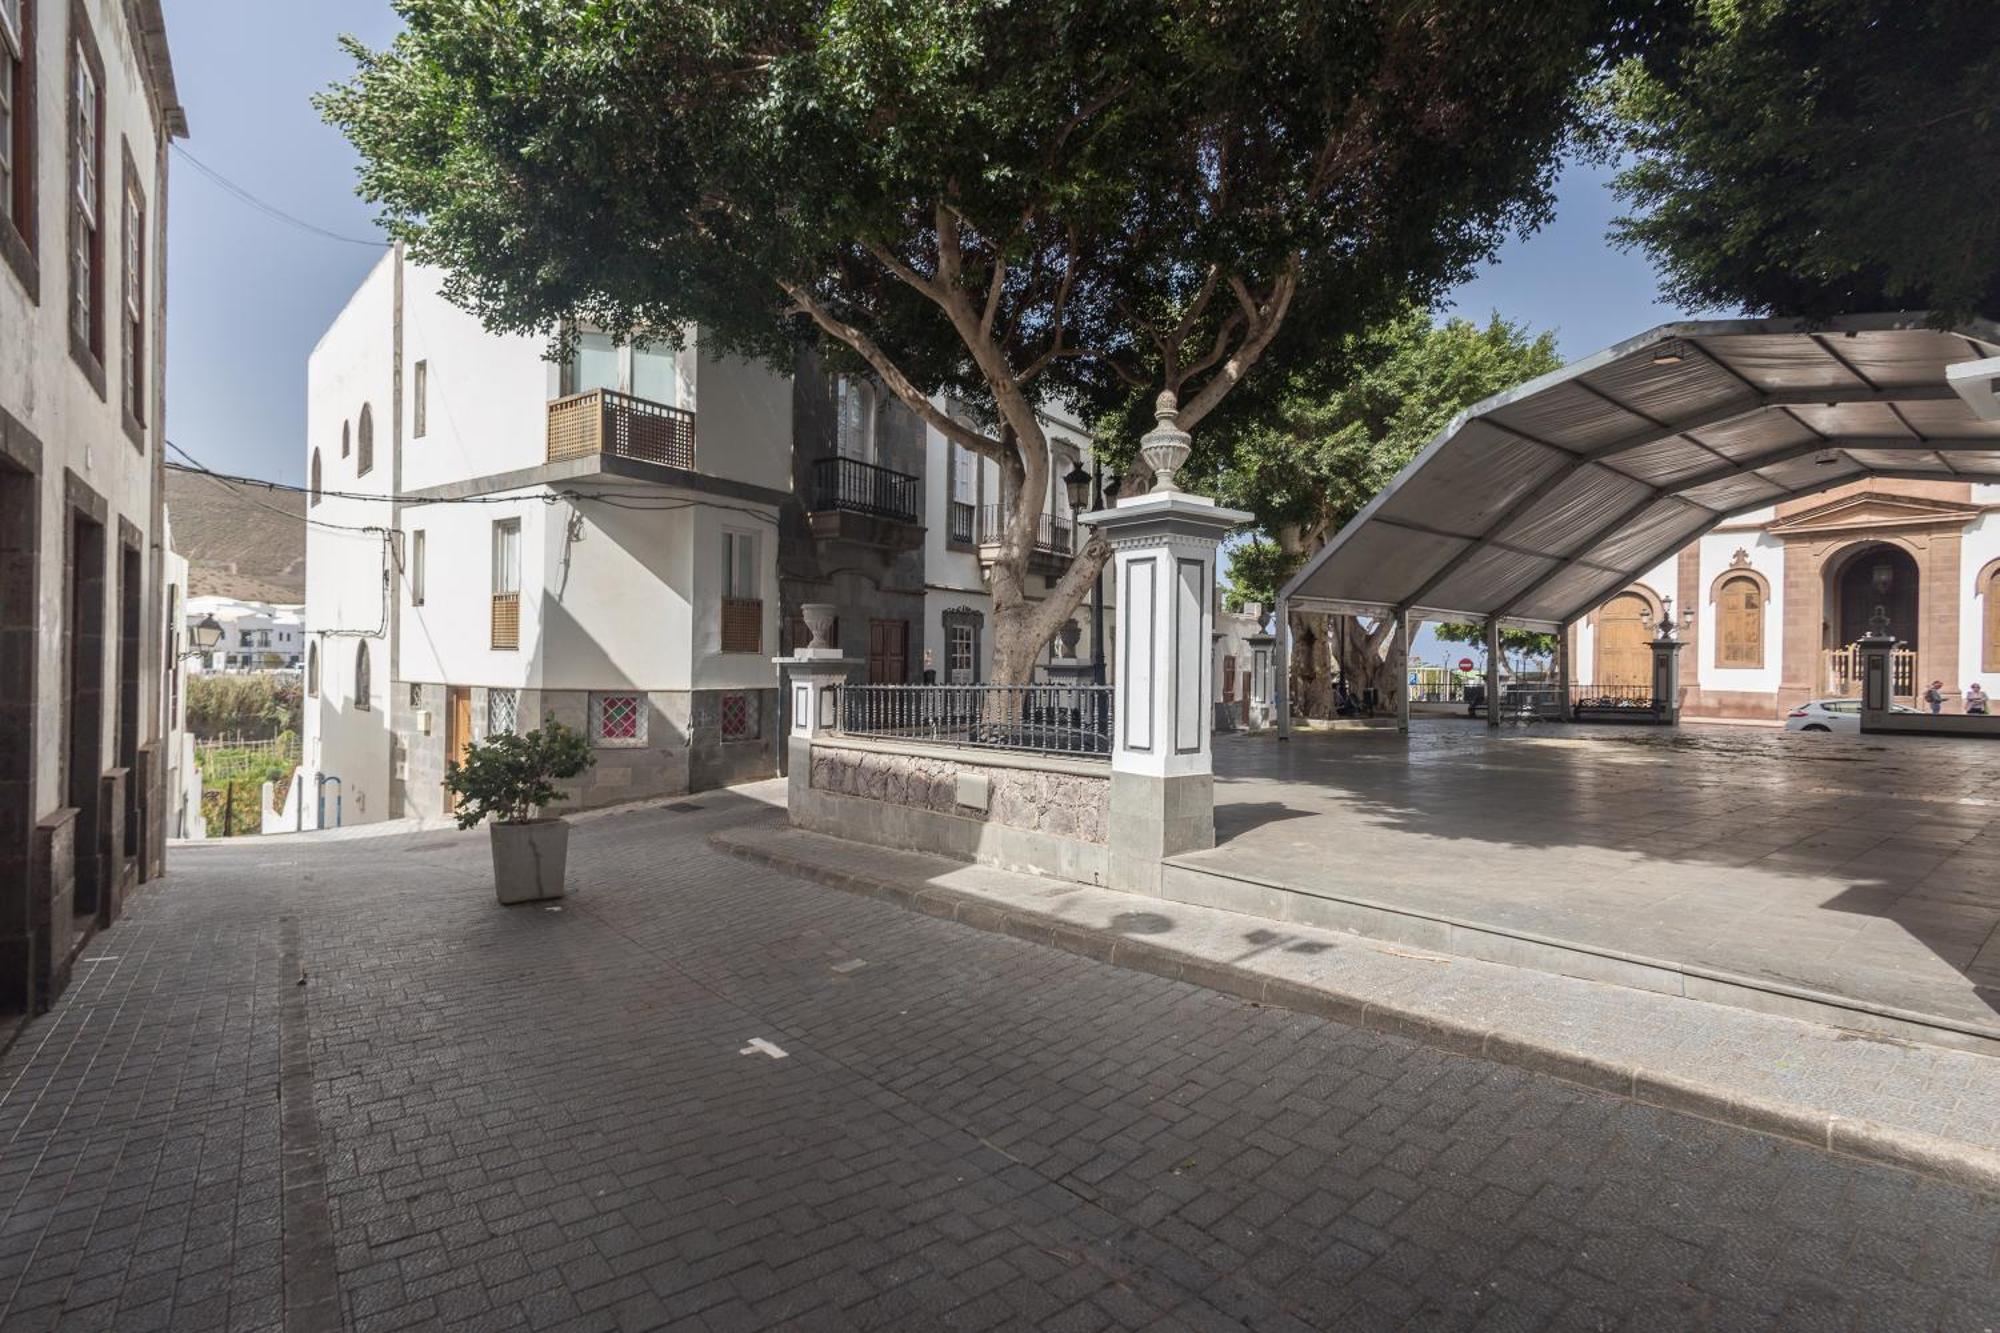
{"left": 1080, "top": 394, "right": 1250, "bottom": 894}
{"left": 774, "top": 603, "right": 858, "bottom": 821}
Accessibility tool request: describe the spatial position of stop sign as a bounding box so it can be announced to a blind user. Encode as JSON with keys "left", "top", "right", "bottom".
{"left": 1457, "top": 657, "right": 1475, "bottom": 671}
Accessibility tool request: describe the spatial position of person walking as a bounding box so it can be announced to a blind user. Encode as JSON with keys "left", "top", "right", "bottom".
{"left": 1966, "top": 682, "right": 1990, "bottom": 715}
{"left": 1924, "top": 680, "right": 1946, "bottom": 714}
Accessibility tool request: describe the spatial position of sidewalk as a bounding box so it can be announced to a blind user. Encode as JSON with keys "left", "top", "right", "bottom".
{"left": 715, "top": 819, "right": 2000, "bottom": 1195}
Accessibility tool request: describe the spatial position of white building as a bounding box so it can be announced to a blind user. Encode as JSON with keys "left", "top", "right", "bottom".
{"left": 1569, "top": 479, "right": 2000, "bottom": 719}
{"left": 302, "top": 249, "right": 792, "bottom": 825}
{"left": 184, "top": 595, "right": 303, "bottom": 672}
{"left": 0, "top": 0, "right": 184, "bottom": 1013}
{"left": 921, "top": 408, "right": 1116, "bottom": 684}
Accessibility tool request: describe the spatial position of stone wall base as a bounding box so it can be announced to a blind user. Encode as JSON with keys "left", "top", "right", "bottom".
{"left": 1108, "top": 770, "right": 1216, "bottom": 896}
{"left": 30, "top": 809, "right": 77, "bottom": 1012}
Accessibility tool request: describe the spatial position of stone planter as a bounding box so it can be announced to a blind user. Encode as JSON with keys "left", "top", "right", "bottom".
{"left": 801, "top": 603, "right": 837, "bottom": 651}
{"left": 489, "top": 818, "right": 570, "bottom": 905}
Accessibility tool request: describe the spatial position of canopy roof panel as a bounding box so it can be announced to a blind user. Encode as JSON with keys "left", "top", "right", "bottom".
{"left": 1280, "top": 315, "right": 2000, "bottom": 631}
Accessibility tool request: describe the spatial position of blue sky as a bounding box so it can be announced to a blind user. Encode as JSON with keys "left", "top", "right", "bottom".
{"left": 160, "top": 0, "right": 1705, "bottom": 656}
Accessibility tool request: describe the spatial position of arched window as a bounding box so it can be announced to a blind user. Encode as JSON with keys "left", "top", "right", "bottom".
{"left": 357, "top": 404, "right": 374, "bottom": 476}
{"left": 354, "top": 641, "right": 371, "bottom": 711}
{"left": 1716, "top": 574, "right": 1765, "bottom": 668}
{"left": 1981, "top": 559, "right": 2000, "bottom": 673}
{"left": 309, "top": 450, "right": 322, "bottom": 507}
{"left": 341, "top": 420, "right": 351, "bottom": 458}
{"left": 306, "top": 642, "right": 318, "bottom": 696}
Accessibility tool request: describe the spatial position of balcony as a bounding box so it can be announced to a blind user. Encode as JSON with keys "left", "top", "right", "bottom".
{"left": 948, "top": 500, "right": 974, "bottom": 546}
{"left": 807, "top": 456, "right": 923, "bottom": 551}
{"left": 547, "top": 388, "right": 696, "bottom": 471}
{"left": 976, "top": 504, "right": 1074, "bottom": 572}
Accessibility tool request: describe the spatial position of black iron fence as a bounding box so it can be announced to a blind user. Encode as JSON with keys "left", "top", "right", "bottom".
{"left": 811, "top": 456, "right": 921, "bottom": 524}
{"left": 976, "top": 505, "right": 1074, "bottom": 557}
{"left": 1569, "top": 683, "right": 1664, "bottom": 721}
{"left": 840, "top": 683, "right": 1113, "bottom": 756}
{"left": 947, "top": 499, "right": 975, "bottom": 545}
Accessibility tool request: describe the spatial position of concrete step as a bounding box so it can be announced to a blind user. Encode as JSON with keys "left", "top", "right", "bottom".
{"left": 714, "top": 819, "right": 2000, "bottom": 1196}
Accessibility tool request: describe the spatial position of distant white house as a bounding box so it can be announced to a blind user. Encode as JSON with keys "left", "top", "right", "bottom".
{"left": 185, "top": 596, "right": 304, "bottom": 673}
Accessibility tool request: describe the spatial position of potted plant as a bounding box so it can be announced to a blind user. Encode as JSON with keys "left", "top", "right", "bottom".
{"left": 444, "top": 721, "right": 595, "bottom": 904}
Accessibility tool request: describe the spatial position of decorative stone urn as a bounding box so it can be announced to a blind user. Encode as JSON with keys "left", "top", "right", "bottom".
{"left": 800, "top": 603, "right": 837, "bottom": 652}
{"left": 1137, "top": 390, "right": 1192, "bottom": 494}
{"left": 1056, "top": 618, "right": 1083, "bottom": 659}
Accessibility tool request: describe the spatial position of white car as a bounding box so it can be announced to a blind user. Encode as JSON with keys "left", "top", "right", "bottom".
{"left": 1784, "top": 698, "right": 1920, "bottom": 732}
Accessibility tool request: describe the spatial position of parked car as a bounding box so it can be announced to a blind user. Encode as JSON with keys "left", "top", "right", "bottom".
{"left": 1784, "top": 698, "right": 1920, "bottom": 733}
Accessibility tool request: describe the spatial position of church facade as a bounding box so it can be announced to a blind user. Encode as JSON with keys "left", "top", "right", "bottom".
{"left": 1572, "top": 479, "right": 2000, "bottom": 719}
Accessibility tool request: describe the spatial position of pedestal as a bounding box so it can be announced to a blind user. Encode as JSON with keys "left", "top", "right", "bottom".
{"left": 1650, "top": 637, "right": 1686, "bottom": 725}
{"left": 1855, "top": 632, "right": 1897, "bottom": 726}
{"left": 774, "top": 650, "right": 859, "bottom": 817}
{"left": 1079, "top": 491, "right": 1250, "bottom": 894}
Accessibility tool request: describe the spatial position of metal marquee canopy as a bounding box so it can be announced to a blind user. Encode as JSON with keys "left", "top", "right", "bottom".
{"left": 1277, "top": 314, "right": 2000, "bottom": 633}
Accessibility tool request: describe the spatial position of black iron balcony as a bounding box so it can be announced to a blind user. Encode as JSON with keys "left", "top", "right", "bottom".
{"left": 811, "top": 456, "right": 920, "bottom": 524}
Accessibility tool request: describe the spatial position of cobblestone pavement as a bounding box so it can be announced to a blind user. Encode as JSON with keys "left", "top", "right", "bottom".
{"left": 0, "top": 787, "right": 1996, "bottom": 1332}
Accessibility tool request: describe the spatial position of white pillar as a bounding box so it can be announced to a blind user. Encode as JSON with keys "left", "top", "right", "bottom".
{"left": 1079, "top": 394, "right": 1250, "bottom": 894}
{"left": 775, "top": 604, "right": 858, "bottom": 821}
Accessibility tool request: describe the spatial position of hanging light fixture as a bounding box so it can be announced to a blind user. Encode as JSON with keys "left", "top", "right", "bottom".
{"left": 1650, "top": 338, "right": 1686, "bottom": 366}
{"left": 1813, "top": 448, "right": 1841, "bottom": 466}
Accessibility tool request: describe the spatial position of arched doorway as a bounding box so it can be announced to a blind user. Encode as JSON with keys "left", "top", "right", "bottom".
{"left": 1831, "top": 543, "right": 1919, "bottom": 650}
{"left": 1597, "top": 591, "right": 1654, "bottom": 689}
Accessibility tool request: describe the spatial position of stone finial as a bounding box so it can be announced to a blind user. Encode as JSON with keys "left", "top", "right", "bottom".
{"left": 1138, "top": 390, "right": 1191, "bottom": 494}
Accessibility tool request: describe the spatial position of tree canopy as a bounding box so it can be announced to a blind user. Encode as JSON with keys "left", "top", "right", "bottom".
{"left": 1606, "top": 0, "right": 2000, "bottom": 321}
{"left": 324, "top": 0, "right": 1650, "bottom": 679}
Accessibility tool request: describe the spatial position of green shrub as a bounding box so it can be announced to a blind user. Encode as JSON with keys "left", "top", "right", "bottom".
{"left": 443, "top": 722, "right": 595, "bottom": 830}
{"left": 186, "top": 675, "right": 303, "bottom": 741}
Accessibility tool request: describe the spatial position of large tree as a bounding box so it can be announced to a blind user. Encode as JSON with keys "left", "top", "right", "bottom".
{"left": 1606, "top": 0, "right": 2000, "bottom": 320}
{"left": 324, "top": 0, "right": 1643, "bottom": 683}
{"left": 1200, "top": 308, "right": 1561, "bottom": 712}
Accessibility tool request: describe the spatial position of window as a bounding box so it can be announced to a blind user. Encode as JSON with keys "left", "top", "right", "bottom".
{"left": 412, "top": 360, "right": 427, "bottom": 438}
{"left": 309, "top": 450, "right": 321, "bottom": 506}
{"left": 491, "top": 519, "right": 520, "bottom": 650}
{"left": 356, "top": 403, "right": 374, "bottom": 476}
{"left": 719, "top": 692, "right": 757, "bottom": 742}
{"left": 120, "top": 154, "right": 143, "bottom": 434}
{"left": 341, "top": 420, "right": 350, "bottom": 458}
{"left": 0, "top": 0, "right": 34, "bottom": 281}
{"left": 720, "top": 530, "right": 760, "bottom": 653}
{"left": 67, "top": 18, "right": 104, "bottom": 380}
{"left": 566, "top": 330, "right": 618, "bottom": 395}
{"left": 409, "top": 530, "right": 425, "bottom": 606}
{"left": 590, "top": 692, "right": 646, "bottom": 747}
{"left": 306, "top": 642, "right": 317, "bottom": 696}
{"left": 407, "top": 682, "right": 423, "bottom": 708}
{"left": 487, "top": 688, "right": 518, "bottom": 737}
{"left": 354, "top": 641, "right": 371, "bottom": 710}
{"left": 834, "top": 376, "right": 875, "bottom": 461}
{"left": 1716, "top": 573, "right": 1764, "bottom": 669}
{"left": 631, "top": 341, "right": 677, "bottom": 406}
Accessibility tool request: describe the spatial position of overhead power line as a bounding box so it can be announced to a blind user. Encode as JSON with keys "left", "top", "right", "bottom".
{"left": 171, "top": 144, "right": 390, "bottom": 249}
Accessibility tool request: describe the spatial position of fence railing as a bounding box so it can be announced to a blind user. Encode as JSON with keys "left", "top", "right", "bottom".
{"left": 975, "top": 505, "right": 1074, "bottom": 558}
{"left": 546, "top": 388, "right": 697, "bottom": 471}
{"left": 192, "top": 735, "right": 301, "bottom": 783}
{"left": 948, "top": 499, "right": 975, "bottom": 545}
{"left": 840, "top": 683, "right": 1113, "bottom": 756}
{"left": 1569, "top": 683, "right": 1662, "bottom": 716}
{"left": 811, "top": 456, "right": 921, "bottom": 524}
{"left": 1824, "top": 646, "right": 1916, "bottom": 698}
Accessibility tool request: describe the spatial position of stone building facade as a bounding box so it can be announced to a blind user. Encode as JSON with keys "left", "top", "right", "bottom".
{"left": 1572, "top": 478, "right": 2000, "bottom": 719}
{"left": 0, "top": 0, "right": 183, "bottom": 1014}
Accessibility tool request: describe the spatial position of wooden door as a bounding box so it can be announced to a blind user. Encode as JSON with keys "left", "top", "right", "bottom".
{"left": 867, "top": 619, "right": 909, "bottom": 684}
{"left": 444, "top": 686, "right": 472, "bottom": 813}
{"left": 1597, "top": 593, "right": 1652, "bottom": 689}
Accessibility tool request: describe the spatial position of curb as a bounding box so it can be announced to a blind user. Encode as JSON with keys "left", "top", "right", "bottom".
{"left": 713, "top": 827, "right": 2000, "bottom": 1198}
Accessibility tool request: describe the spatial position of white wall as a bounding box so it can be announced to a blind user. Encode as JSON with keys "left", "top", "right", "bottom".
{"left": 1694, "top": 532, "right": 1784, "bottom": 694}
{"left": 1960, "top": 510, "right": 2000, "bottom": 691}
{"left": 691, "top": 354, "right": 793, "bottom": 493}
{"left": 398, "top": 266, "right": 552, "bottom": 493}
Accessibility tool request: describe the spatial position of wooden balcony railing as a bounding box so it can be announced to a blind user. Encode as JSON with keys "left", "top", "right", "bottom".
{"left": 491, "top": 593, "right": 520, "bottom": 650}
{"left": 547, "top": 388, "right": 696, "bottom": 470}
{"left": 720, "top": 597, "right": 762, "bottom": 654}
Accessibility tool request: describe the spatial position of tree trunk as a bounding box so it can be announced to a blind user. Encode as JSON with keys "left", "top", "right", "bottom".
{"left": 1287, "top": 611, "right": 1334, "bottom": 718}
{"left": 1330, "top": 615, "right": 1398, "bottom": 712}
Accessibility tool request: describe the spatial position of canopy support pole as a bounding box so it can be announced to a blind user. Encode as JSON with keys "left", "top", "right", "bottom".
{"left": 1394, "top": 612, "right": 1412, "bottom": 735}
{"left": 1485, "top": 619, "right": 1503, "bottom": 730}
{"left": 1556, "top": 619, "right": 1574, "bottom": 721}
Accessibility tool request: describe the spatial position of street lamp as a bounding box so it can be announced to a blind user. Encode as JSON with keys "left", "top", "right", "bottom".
{"left": 183, "top": 614, "right": 223, "bottom": 660}
{"left": 1063, "top": 460, "right": 1092, "bottom": 515}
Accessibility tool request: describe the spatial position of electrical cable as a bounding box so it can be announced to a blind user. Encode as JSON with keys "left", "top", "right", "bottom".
{"left": 171, "top": 144, "right": 390, "bottom": 249}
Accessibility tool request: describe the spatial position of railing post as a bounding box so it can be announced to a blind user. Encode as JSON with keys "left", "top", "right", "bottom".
{"left": 1079, "top": 394, "right": 1249, "bottom": 895}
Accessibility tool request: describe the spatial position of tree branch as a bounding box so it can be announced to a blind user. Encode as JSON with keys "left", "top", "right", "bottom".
{"left": 1177, "top": 262, "right": 1300, "bottom": 430}
{"left": 780, "top": 280, "right": 1005, "bottom": 461}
